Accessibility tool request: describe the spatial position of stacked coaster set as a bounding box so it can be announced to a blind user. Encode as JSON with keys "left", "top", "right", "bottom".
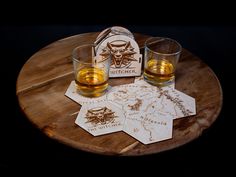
{"left": 65, "top": 26, "right": 196, "bottom": 144}
{"left": 94, "top": 26, "right": 142, "bottom": 78}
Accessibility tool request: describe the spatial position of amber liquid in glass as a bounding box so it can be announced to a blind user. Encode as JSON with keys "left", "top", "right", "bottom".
{"left": 75, "top": 67, "right": 108, "bottom": 97}
{"left": 144, "top": 59, "right": 175, "bottom": 86}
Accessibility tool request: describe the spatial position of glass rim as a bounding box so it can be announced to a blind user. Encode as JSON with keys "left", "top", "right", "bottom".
{"left": 145, "top": 37, "right": 182, "bottom": 56}
{"left": 72, "top": 43, "right": 110, "bottom": 64}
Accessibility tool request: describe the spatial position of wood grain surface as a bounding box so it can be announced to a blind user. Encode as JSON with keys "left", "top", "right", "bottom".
{"left": 16, "top": 32, "right": 223, "bottom": 156}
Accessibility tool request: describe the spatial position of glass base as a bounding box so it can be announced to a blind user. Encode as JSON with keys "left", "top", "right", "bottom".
{"left": 143, "top": 75, "right": 175, "bottom": 87}
{"left": 75, "top": 82, "right": 109, "bottom": 98}
{"left": 77, "top": 90, "right": 107, "bottom": 98}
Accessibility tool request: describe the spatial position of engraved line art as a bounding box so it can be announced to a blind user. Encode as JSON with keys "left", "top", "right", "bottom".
{"left": 141, "top": 115, "right": 156, "bottom": 141}
{"left": 85, "top": 107, "right": 117, "bottom": 125}
{"left": 100, "top": 40, "right": 137, "bottom": 68}
{"left": 128, "top": 98, "right": 142, "bottom": 111}
{"left": 158, "top": 89, "right": 193, "bottom": 116}
{"left": 141, "top": 120, "right": 153, "bottom": 141}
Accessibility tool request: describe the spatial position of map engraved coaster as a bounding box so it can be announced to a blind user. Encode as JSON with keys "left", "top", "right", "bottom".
{"left": 75, "top": 101, "right": 125, "bottom": 136}
{"left": 123, "top": 111, "right": 173, "bottom": 144}
{"left": 155, "top": 87, "right": 196, "bottom": 119}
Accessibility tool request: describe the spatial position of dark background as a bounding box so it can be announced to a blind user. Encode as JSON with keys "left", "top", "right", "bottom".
{"left": 1, "top": 2, "right": 236, "bottom": 176}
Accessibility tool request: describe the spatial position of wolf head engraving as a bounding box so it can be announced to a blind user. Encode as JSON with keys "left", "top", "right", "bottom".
{"left": 85, "top": 107, "right": 116, "bottom": 125}
{"left": 100, "top": 41, "right": 137, "bottom": 68}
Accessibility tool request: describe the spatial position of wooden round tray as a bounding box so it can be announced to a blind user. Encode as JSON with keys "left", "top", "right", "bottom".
{"left": 16, "top": 32, "right": 223, "bottom": 156}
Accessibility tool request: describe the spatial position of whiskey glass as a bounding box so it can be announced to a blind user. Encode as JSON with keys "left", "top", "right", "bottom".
{"left": 144, "top": 37, "right": 182, "bottom": 86}
{"left": 72, "top": 44, "right": 110, "bottom": 97}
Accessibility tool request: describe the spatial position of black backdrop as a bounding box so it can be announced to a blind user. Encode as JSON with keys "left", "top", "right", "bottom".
{"left": 1, "top": 3, "right": 236, "bottom": 176}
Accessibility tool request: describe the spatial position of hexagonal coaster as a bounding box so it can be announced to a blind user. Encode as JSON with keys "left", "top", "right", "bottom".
{"left": 65, "top": 81, "right": 108, "bottom": 105}
{"left": 123, "top": 111, "right": 173, "bottom": 144}
{"left": 75, "top": 101, "right": 125, "bottom": 136}
{"left": 155, "top": 87, "right": 196, "bottom": 119}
